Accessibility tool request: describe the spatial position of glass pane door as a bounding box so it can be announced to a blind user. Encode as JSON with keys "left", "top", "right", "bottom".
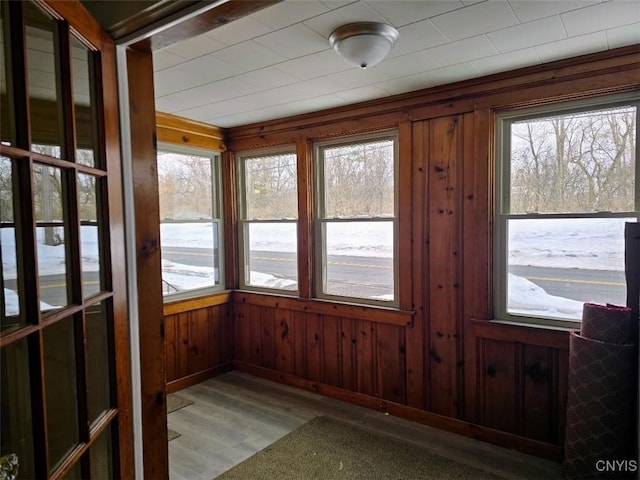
{"left": 0, "top": 1, "right": 130, "bottom": 478}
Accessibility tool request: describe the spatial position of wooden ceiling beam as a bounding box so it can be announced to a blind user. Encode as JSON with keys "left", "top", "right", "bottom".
{"left": 147, "top": 0, "right": 282, "bottom": 51}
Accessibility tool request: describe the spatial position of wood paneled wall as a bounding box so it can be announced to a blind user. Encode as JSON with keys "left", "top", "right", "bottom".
{"left": 164, "top": 295, "right": 234, "bottom": 393}
{"left": 163, "top": 45, "right": 640, "bottom": 461}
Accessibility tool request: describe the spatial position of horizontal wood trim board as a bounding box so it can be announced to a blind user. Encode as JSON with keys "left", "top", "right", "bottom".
{"left": 471, "top": 319, "right": 570, "bottom": 350}
{"left": 234, "top": 362, "right": 563, "bottom": 462}
{"left": 166, "top": 362, "right": 234, "bottom": 394}
{"left": 232, "top": 291, "right": 414, "bottom": 326}
{"left": 163, "top": 291, "right": 232, "bottom": 316}
{"left": 156, "top": 111, "right": 227, "bottom": 152}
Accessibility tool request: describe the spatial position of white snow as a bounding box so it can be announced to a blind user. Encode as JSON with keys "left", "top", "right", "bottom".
{"left": 2, "top": 218, "right": 633, "bottom": 320}
{"left": 4, "top": 288, "right": 58, "bottom": 316}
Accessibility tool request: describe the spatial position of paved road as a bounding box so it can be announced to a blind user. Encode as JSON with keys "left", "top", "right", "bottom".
{"left": 5, "top": 247, "right": 627, "bottom": 311}
{"left": 162, "top": 247, "right": 626, "bottom": 304}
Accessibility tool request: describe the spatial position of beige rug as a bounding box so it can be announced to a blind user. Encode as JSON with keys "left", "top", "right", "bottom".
{"left": 215, "top": 416, "right": 506, "bottom": 479}
{"left": 167, "top": 394, "right": 193, "bottom": 442}
{"left": 167, "top": 394, "right": 193, "bottom": 414}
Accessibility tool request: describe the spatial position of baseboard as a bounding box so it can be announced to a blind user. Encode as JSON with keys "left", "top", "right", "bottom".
{"left": 166, "top": 362, "right": 234, "bottom": 393}
{"left": 234, "top": 361, "right": 563, "bottom": 462}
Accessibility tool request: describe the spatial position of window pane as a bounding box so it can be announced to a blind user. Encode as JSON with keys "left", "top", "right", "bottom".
{"left": 244, "top": 153, "right": 297, "bottom": 220}
{"left": 509, "top": 105, "right": 636, "bottom": 214}
{"left": 86, "top": 301, "right": 112, "bottom": 425}
{"left": 1, "top": 157, "right": 21, "bottom": 329}
{"left": 72, "top": 37, "right": 97, "bottom": 167}
{"left": 1, "top": 4, "right": 12, "bottom": 146}
{"left": 0, "top": 338, "right": 36, "bottom": 479}
{"left": 245, "top": 222, "right": 297, "bottom": 290}
{"left": 160, "top": 222, "right": 220, "bottom": 295}
{"left": 506, "top": 217, "right": 631, "bottom": 321}
{"left": 78, "top": 173, "right": 102, "bottom": 298}
{"left": 25, "top": 1, "right": 63, "bottom": 157}
{"left": 44, "top": 316, "right": 79, "bottom": 472}
{"left": 323, "top": 221, "right": 394, "bottom": 301}
{"left": 90, "top": 423, "right": 114, "bottom": 479}
{"left": 323, "top": 140, "right": 394, "bottom": 218}
{"left": 158, "top": 151, "right": 214, "bottom": 221}
{"left": 33, "top": 164, "right": 67, "bottom": 311}
{"left": 158, "top": 149, "right": 222, "bottom": 296}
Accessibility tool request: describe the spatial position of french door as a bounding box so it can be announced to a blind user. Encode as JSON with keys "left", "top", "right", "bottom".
{"left": 0, "top": 1, "right": 133, "bottom": 478}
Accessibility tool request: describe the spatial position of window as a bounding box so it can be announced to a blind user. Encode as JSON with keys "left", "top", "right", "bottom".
{"left": 315, "top": 134, "right": 397, "bottom": 305}
{"left": 496, "top": 96, "right": 639, "bottom": 325}
{"left": 238, "top": 150, "right": 298, "bottom": 292}
{"left": 157, "top": 146, "right": 224, "bottom": 298}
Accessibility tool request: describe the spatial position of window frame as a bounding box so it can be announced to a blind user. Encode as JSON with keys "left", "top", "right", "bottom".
{"left": 314, "top": 131, "right": 399, "bottom": 307}
{"left": 236, "top": 147, "right": 299, "bottom": 295}
{"left": 157, "top": 142, "right": 225, "bottom": 301}
{"left": 494, "top": 93, "right": 640, "bottom": 328}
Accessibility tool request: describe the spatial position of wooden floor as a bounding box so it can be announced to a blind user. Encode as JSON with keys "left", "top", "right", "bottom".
{"left": 167, "top": 371, "right": 563, "bottom": 480}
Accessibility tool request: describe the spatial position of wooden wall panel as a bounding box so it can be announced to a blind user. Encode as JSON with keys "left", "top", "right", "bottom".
{"left": 293, "top": 311, "right": 307, "bottom": 378}
{"left": 274, "top": 309, "right": 294, "bottom": 375}
{"left": 376, "top": 324, "right": 405, "bottom": 404}
{"left": 480, "top": 338, "right": 518, "bottom": 434}
{"left": 340, "top": 317, "right": 356, "bottom": 391}
{"left": 234, "top": 302, "right": 250, "bottom": 364}
{"left": 427, "top": 115, "right": 463, "bottom": 418}
{"left": 322, "top": 315, "right": 341, "bottom": 387}
{"left": 189, "top": 308, "right": 210, "bottom": 374}
{"left": 305, "top": 313, "right": 323, "bottom": 382}
{"left": 165, "top": 311, "right": 177, "bottom": 383}
{"left": 405, "top": 121, "right": 428, "bottom": 410}
{"left": 175, "top": 313, "right": 189, "bottom": 380}
{"left": 355, "top": 320, "right": 376, "bottom": 397}
{"left": 521, "top": 345, "right": 555, "bottom": 443}
{"left": 164, "top": 301, "right": 234, "bottom": 392}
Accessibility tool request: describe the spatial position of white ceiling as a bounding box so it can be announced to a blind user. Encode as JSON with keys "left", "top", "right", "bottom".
{"left": 153, "top": 0, "right": 640, "bottom": 129}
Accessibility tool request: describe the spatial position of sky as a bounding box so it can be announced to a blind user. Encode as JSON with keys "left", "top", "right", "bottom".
{"left": 2, "top": 218, "right": 631, "bottom": 320}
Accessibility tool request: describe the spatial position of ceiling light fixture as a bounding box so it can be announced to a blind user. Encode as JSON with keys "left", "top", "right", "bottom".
{"left": 329, "top": 22, "right": 399, "bottom": 69}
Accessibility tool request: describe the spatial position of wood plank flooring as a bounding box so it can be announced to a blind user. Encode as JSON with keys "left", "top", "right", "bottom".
{"left": 168, "top": 371, "right": 563, "bottom": 480}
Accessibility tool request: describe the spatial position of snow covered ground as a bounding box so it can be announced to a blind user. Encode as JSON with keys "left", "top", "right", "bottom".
{"left": 1, "top": 218, "right": 631, "bottom": 321}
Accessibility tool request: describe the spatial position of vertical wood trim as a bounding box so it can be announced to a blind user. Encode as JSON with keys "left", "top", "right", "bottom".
{"left": 406, "top": 121, "right": 427, "bottom": 409}
{"left": 462, "top": 109, "right": 491, "bottom": 424}
{"left": 30, "top": 332, "right": 49, "bottom": 477}
{"left": 427, "top": 115, "right": 463, "bottom": 418}
{"left": 397, "top": 122, "right": 412, "bottom": 311}
{"left": 221, "top": 150, "right": 238, "bottom": 289}
{"left": 296, "top": 140, "right": 313, "bottom": 298}
{"left": 126, "top": 45, "right": 168, "bottom": 479}
{"left": 98, "top": 31, "right": 135, "bottom": 480}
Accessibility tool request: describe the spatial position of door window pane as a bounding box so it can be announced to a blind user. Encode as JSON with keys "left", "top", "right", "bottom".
{"left": 33, "top": 164, "right": 68, "bottom": 311}
{"left": 72, "top": 37, "right": 97, "bottom": 168}
{"left": 25, "top": 1, "right": 63, "bottom": 156}
{"left": 78, "top": 173, "right": 102, "bottom": 298}
{"left": 0, "top": 338, "right": 36, "bottom": 479}
{"left": 1, "top": 156, "right": 20, "bottom": 328}
{"left": 0, "top": 4, "right": 12, "bottom": 146}
{"left": 43, "top": 316, "right": 79, "bottom": 472}
{"left": 86, "top": 301, "right": 112, "bottom": 425}
{"left": 90, "top": 424, "right": 114, "bottom": 479}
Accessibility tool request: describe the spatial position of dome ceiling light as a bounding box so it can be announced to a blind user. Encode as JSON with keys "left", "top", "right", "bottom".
{"left": 329, "top": 22, "right": 399, "bottom": 69}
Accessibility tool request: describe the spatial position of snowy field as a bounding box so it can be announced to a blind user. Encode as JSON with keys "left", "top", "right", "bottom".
{"left": 2, "top": 218, "right": 632, "bottom": 320}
